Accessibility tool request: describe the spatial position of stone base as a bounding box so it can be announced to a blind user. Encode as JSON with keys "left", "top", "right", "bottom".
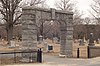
{"left": 60, "top": 50, "right": 72, "bottom": 58}
{"left": 73, "top": 45, "right": 100, "bottom": 58}
{"left": 59, "top": 54, "right": 66, "bottom": 58}
{"left": 89, "top": 46, "right": 100, "bottom": 58}
{"left": 88, "top": 43, "right": 95, "bottom": 46}
{"left": 79, "top": 44, "right": 85, "bottom": 46}
{"left": 73, "top": 45, "right": 88, "bottom": 58}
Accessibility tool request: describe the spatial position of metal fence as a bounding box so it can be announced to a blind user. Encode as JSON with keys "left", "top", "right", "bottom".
{"left": 0, "top": 48, "right": 42, "bottom": 64}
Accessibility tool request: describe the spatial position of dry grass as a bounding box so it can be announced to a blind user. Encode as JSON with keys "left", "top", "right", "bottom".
{"left": 0, "top": 57, "right": 22, "bottom": 65}
{"left": 0, "top": 40, "right": 100, "bottom": 64}
{"left": 0, "top": 57, "right": 37, "bottom": 65}
{"left": 0, "top": 40, "right": 22, "bottom": 52}
{"left": 0, "top": 40, "right": 37, "bottom": 65}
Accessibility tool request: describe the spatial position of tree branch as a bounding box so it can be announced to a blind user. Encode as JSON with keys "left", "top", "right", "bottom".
{"left": 13, "top": 14, "right": 22, "bottom": 24}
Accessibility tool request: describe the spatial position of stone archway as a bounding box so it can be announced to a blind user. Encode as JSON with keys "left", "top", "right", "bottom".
{"left": 21, "top": 6, "right": 73, "bottom": 57}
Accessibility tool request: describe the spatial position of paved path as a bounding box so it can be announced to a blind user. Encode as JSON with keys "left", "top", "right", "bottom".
{"left": 43, "top": 54, "right": 91, "bottom": 66}
{"left": 43, "top": 54, "right": 100, "bottom": 66}
{"left": 4, "top": 54, "right": 100, "bottom": 66}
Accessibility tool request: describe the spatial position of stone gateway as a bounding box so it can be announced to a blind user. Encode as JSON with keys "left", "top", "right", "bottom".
{"left": 21, "top": 6, "right": 73, "bottom": 57}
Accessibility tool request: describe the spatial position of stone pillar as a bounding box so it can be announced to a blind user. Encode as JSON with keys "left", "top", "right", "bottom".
{"left": 67, "top": 14, "right": 73, "bottom": 57}
{"left": 21, "top": 9, "right": 37, "bottom": 50}
{"left": 60, "top": 26, "right": 67, "bottom": 55}
{"left": 60, "top": 14, "right": 73, "bottom": 57}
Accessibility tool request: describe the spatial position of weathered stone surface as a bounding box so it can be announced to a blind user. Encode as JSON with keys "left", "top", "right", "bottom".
{"left": 59, "top": 14, "right": 64, "bottom": 20}
{"left": 67, "top": 35, "right": 73, "bottom": 40}
{"left": 22, "top": 25, "right": 28, "bottom": 30}
{"left": 22, "top": 41, "right": 37, "bottom": 49}
{"left": 60, "top": 36, "right": 66, "bottom": 40}
{"left": 22, "top": 9, "right": 36, "bottom": 15}
{"left": 67, "top": 27, "right": 73, "bottom": 31}
{"left": 89, "top": 46, "right": 100, "bottom": 58}
{"left": 55, "top": 14, "right": 60, "bottom": 20}
{"left": 22, "top": 30, "right": 37, "bottom": 35}
{"left": 67, "top": 31, "right": 73, "bottom": 35}
{"left": 60, "top": 32, "right": 67, "bottom": 40}
{"left": 22, "top": 12, "right": 37, "bottom": 50}
{"left": 22, "top": 6, "right": 73, "bottom": 57}
{"left": 22, "top": 20, "right": 36, "bottom": 25}
{"left": 22, "top": 35, "right": 37, "bottom": 41}
{"left": 21, "top": 14, "right": 35, "bottom": 20}
{"left": 41, "top": 12, "right": 51, "bottom": 20}
{"left": 51, "top": 8, "right": 56, "bottom": 20}
{"left": 22, "top": 25, "right": 36, "bottom": 30}
{"left": 67, "top": 20, "right": 73, "bottom": 26}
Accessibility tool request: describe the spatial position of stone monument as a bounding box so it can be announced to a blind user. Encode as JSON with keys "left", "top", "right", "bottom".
{"left": 39, "top": 35, "right": 43, "bottom": 44}
{"left": 79, "top": 39, "right": 84, "bottom": 46}
{"left": 21, "top": 6, "right": 73, "bottom": 57}
{"left": 88, "top": 33, "right": 95, "bottom": 46}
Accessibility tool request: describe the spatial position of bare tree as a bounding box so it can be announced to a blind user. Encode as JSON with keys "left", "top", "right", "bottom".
{"left": 83, "top": 17, "right": 93, "bottom": 39}
{"left": 30, "top": 0, "right": 46, "bottom": 6}
{"left": 73, "top": 10, "right": 84, "bottom": 25}
{"left": 0, "top": 0, "right": 22, "bottom": 44}
{"left": 55, "top": 0, "right": 83, "bottom": 24}
{"left": 90, "top": 0, "right": 100, "bottom": 24}
{"left": 42, "top": 21, "right": 60, "bottom": 39}
{"left": 0, "top": 0, "right": 47, "bottom": 44}
{"left": 73, "top": 9, "right": 84, "bottom": 39}
{"left": 55, "top": 0, "right": 73, "bottom": 12}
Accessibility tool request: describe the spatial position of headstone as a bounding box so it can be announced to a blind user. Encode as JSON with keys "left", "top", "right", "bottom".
{"left": 88, "top": 33, "right": 95, "bottom": 46}
{"left": 9, "top": 40, "right": 16, "bottom": 48}
{"left": 79, "top": 39, "right": 84, "bottom": 46}
{"left": 53, "top": 37, "right": 59, "bottom": 43}
{"left": 39, "top": 35, "right": 43, "bottom": 44}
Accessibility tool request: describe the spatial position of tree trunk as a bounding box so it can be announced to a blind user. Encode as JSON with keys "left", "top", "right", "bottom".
{"left": 6, "top": 25, "right": 13, "bottom": 45}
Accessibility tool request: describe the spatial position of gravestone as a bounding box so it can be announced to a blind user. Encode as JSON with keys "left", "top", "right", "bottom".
{"left": 53, "top": 37, "right": 59, "bottom": 43}
{"left": 10, "top": 40, "right": 16, "bottom": 47}
{"left": 79, "top": 39, "right": 84, "bottom": 46}
{"left": 9, "top": 38, "right": 16, "bottom": 48}
{"left": 21, "top": 6, "right": 73, "bottom": 57}
{"left": 39, "top": 35, "right": 43, "bottom": 44}
{"left": 88, "top": 33, "right": 95, "bottom": 46}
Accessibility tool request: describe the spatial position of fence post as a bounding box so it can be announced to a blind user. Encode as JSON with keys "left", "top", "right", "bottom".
{"left": 37, "top": 48, "right": 42, "bottom": 63}
{"left": 37, "top": 49, "right": 39, "bottom": 62}
{"left": 87, "top": 46, "right": 90, "bottom": 58}
{"left": 77, "top": 48, "right": 79, "bottom": 58}
{"left": 14, "top": 52, "right": 16, "bottom": 63}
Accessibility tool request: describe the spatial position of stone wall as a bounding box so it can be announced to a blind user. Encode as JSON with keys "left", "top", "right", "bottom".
{"left": 73, "top": 45, "right": 100, "bottom": 58}
{"left": 89, "top": 46, "right": 100, "bottom": 58}
{"left": 59, "top": 14, "right": 73, "bottom": 57}
{"left": 73, "top": 44, "right": 88, "bottom": 58}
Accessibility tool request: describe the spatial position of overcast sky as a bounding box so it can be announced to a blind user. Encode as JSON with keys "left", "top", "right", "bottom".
{"left": 23, "top": 0, "right": 94, "bottom": 18}
{"left": 45, "top": 0, "right": 93, "bottom": 18}
{"left": 75, "top": 0, "right": 93, "bottom": 18}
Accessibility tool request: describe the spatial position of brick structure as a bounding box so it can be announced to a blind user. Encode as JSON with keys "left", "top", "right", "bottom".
{"left": 21, "top": 6, "right": 73, "bottom": 57}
